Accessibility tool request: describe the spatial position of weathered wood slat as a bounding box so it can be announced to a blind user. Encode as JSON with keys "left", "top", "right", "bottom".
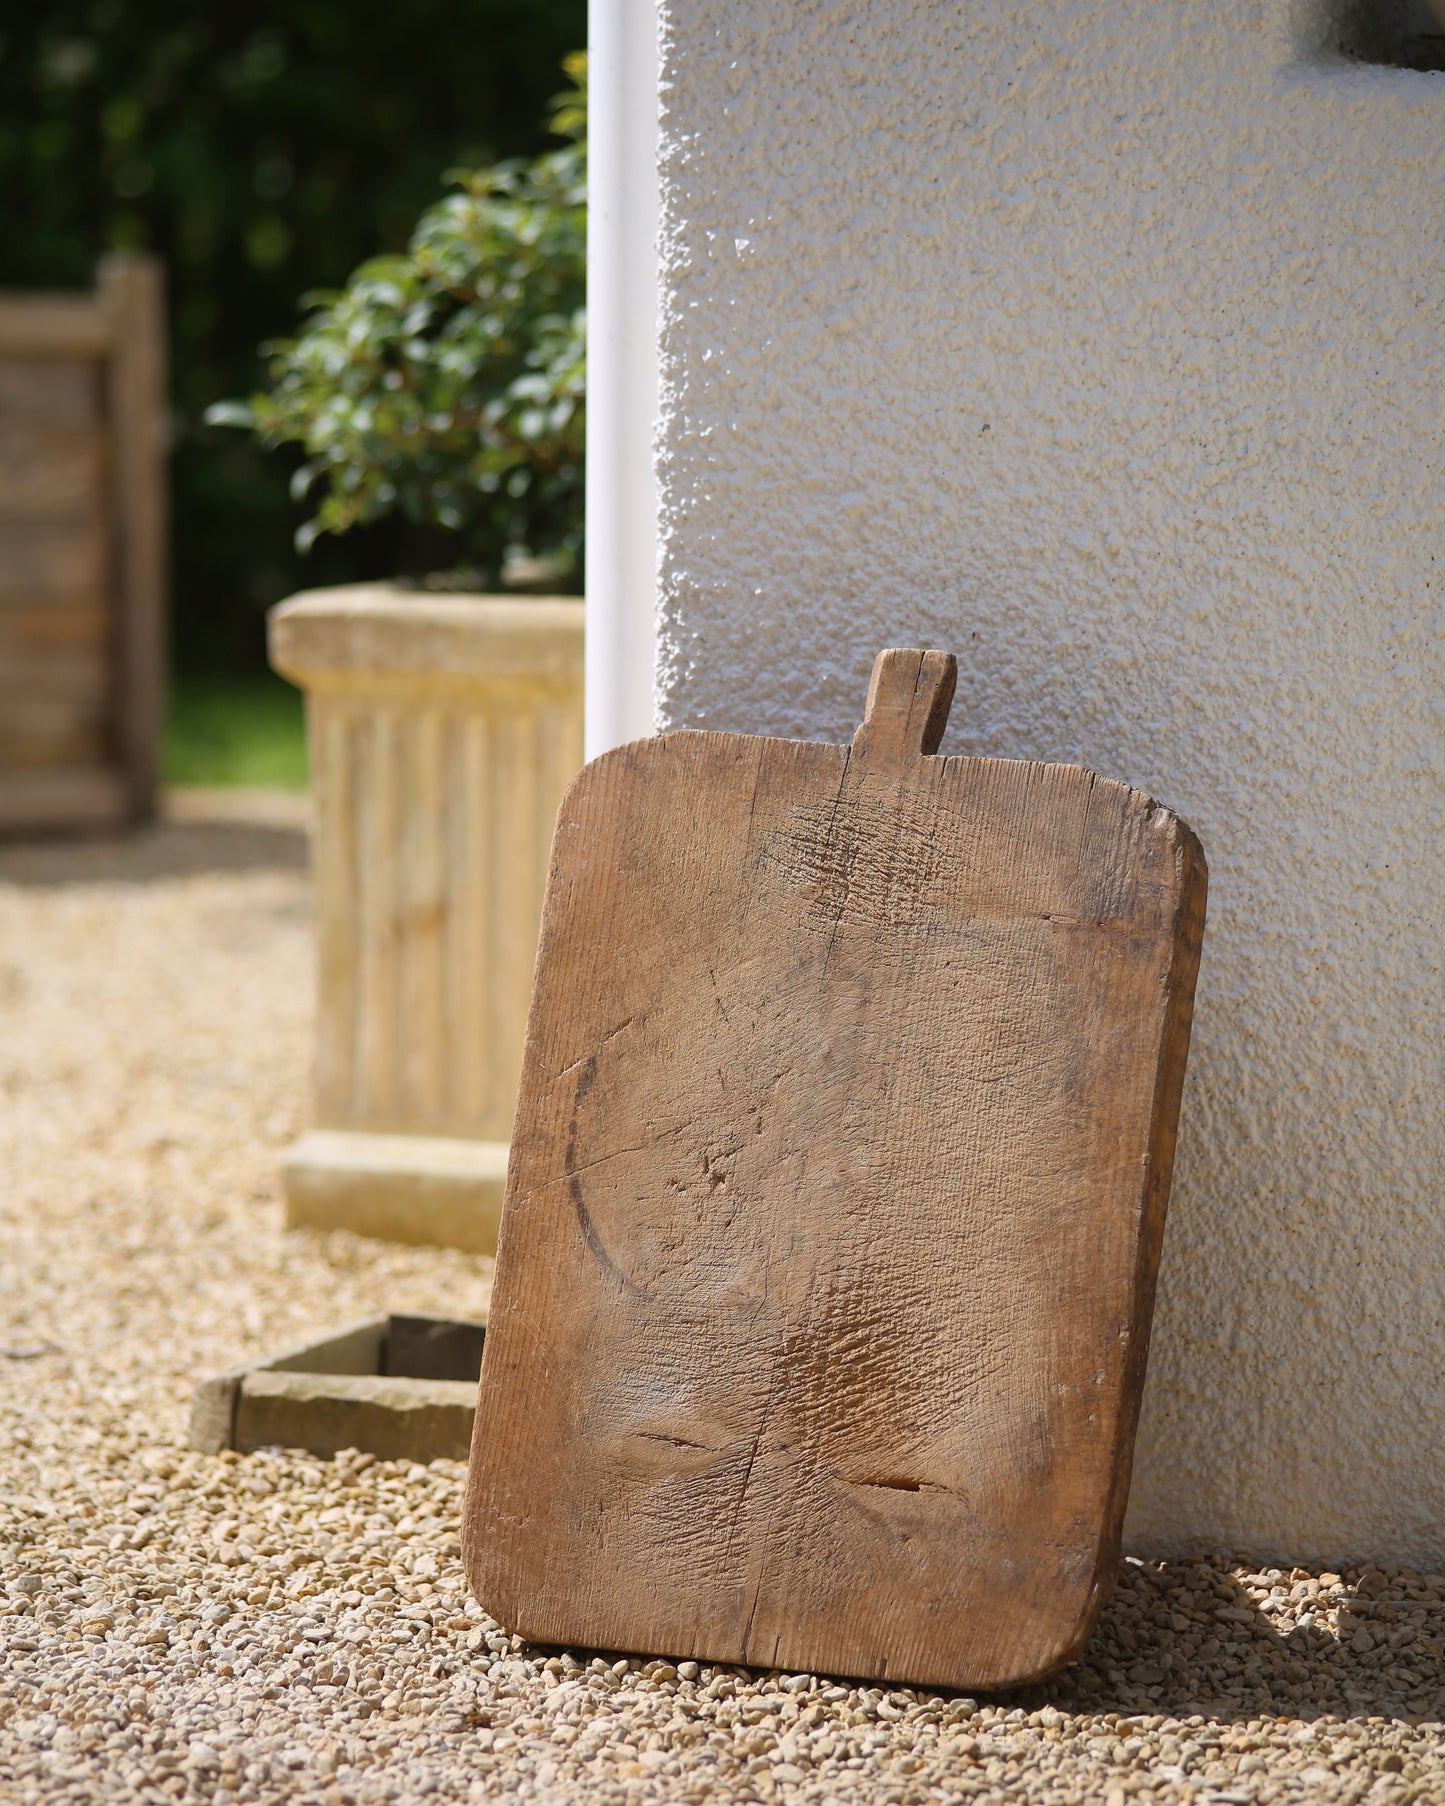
{"left": 0, "top": 699, "right": 108, "bottom": 766}
{"left": 101, "top": 255, "right": 166, "bottom": 818}
{"left": 0, "top": 520, "right": 108, "bottom": 603}
{"left": 0, "top": 257, "right": 163, "bottom": 822}
{"left": 0, "top": 605, "right": 109, "bottom": 649}
{"left": 465, "top": 647, "right": 1207, "bottom": 1692}
{"left": 0, "top": 433, "right": 106, "bottom": 520}
{"left": 0, "top": 767, "right": 126, "bottom": 830}
{"left": 0, "top": 591, "right": 109, "bottom": 619}
{"left": 0, "top": 647, "right": 109, "bottom": 703}
{"left": 0, "top": 356, "right": 103, "bottom": 428}
{"left": 0, "top": 298, "right": 113, "bottom": 358}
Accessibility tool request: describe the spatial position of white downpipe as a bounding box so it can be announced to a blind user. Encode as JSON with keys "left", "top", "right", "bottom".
{"left": 585, "top": 0, "right": 661, "bottom": 757}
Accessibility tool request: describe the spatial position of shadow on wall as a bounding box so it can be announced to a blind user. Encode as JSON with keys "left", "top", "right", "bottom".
{"left": 1298, "top": 0, "right": 1445, "bottom": 67}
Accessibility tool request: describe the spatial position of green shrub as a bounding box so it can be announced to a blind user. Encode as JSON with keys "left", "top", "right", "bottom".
{"left": 209, "top": 54, "right": 585, "bottom": 590}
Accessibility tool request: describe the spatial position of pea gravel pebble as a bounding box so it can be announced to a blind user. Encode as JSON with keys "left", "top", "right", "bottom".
{"left": 2, "top": 798, "right": 1444, "bottom": 1805}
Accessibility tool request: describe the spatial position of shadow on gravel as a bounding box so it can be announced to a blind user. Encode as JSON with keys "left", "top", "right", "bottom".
{"left": 0, "top": 796, "right": 309, "bottom": 887}
{"left": 1007, "top": 1555, "right": 1445, "bottom": 1727}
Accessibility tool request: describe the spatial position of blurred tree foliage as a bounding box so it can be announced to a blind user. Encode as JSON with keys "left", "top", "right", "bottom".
{"left": 0, "top": 0, "right": 585, "bottom": 673}
{"left": 212, "top": 57, "right": 585, "bottom": 594}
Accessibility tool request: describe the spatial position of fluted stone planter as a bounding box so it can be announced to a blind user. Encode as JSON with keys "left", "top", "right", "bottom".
{"left": 268, "top": 584, "right": 584, "bottom": 1253}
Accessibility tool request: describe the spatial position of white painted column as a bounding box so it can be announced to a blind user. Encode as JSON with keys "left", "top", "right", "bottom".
{"left": 585, "top": 0, "right": 661, "bottom": 757}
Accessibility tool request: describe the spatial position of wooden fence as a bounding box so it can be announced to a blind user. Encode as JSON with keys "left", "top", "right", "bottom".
{"left": 0, "top": 255, "right": 165, "bottom": 830}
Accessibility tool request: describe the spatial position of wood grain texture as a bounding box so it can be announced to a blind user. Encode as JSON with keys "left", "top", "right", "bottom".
{"left": 0, "top": 519, "right": 108, "bottom": 603}
{"left": 0, "top": 258, "right": 164, "bottom": 826}
{"left": 0, "top": 698, "right": 107, "bottom": 766}
{"left": 463, "top": 648, "right": 1207, "bottom": 1690}
{"left": 0, "top": 767, "right": 127, "bottom": 830}
{"left": 102, "top": 254, "right": 167, "bottom": 819}
{"left": 0, "top": 645, "right": 107, "bottom": 704}
{"left": 0, "top": 438, "right": 106, "bottom": 521}
{"left": 0, "top": 296, "right": 113, "bottom": 358}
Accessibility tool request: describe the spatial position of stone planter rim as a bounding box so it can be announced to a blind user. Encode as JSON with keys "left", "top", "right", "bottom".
{"left": 268, "top": 581, "right": 584, "bottom": 689}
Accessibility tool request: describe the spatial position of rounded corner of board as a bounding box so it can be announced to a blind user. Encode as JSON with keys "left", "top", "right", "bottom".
{"left": 956, "top": 1611, "right": 1102, "bottom": 1694}
{"left": 563, "top": 733, "right": 671, "bottom": 802}
{"left": 457, "top": 1552, "right": 510, "bottom": 1628}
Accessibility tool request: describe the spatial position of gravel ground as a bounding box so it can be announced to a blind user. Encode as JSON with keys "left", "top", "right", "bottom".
{"left": 2, "top": 796, "right": 1444, "bottom": 1806}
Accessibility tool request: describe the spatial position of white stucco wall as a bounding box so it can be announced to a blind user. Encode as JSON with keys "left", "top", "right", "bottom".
{"left": 653, "top": 0, "right": 1445, "bottom": 1564}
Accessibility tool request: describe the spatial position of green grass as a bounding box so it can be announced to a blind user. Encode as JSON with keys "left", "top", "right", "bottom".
{"left": 164, "top": 676, "right": 309, "bottom": 790}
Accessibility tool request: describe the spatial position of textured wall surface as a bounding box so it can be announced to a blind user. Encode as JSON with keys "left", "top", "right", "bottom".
{"left": 654, "top": 0, "right": 1445, "bottom": 1563}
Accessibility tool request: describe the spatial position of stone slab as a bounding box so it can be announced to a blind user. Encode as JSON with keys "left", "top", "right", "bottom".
{"left": 188, "top": 1313, "right": 485, "bottom": 1464}
{"left": 282, "top": 1129, "right": 508, "bottom": 1254}
{"left": 235, "top": 1370, "right": 476, "bottom": 1463}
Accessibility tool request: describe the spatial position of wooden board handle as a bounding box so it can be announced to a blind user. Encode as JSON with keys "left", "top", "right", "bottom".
{"left": 851, "top": 648, "right": 957, "bottom": 769}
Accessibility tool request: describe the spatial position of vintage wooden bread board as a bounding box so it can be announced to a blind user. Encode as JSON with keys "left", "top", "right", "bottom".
{"left": 464, "top": 648, "right": 1207, "bottom": 1689}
